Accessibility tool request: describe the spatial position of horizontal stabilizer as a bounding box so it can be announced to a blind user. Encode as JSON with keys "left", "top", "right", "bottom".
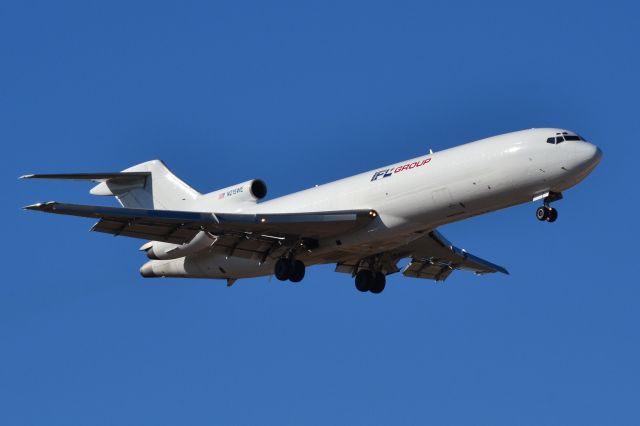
{"left": 19, "top": 172, "right": 150, "bottom": 181}
{"left": 20, "top": 172, "right": 151, "bottom": 197}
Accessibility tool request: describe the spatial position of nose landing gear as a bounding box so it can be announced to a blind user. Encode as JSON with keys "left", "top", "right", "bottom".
{"left": 535, "top": 192, "right": 562, "bottom": 223}
{"left": 536, "top": 206, "right": 558, "bottom": 222}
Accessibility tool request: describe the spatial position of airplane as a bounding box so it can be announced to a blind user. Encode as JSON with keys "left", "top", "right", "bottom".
{"left": 22, "top": 128, "right": 602, "bottom": 294}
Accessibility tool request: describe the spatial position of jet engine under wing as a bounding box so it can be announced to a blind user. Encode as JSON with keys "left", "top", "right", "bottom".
{"left": 23, "top": 202, "right": 376, "bottom": 245}
{"left": 397, "top": 230, "right": 508, "bottom": 281}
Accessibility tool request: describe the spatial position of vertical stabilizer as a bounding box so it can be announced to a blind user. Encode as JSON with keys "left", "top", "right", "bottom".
{"left": 90, "top": 160, "right": 201, "bottom": 210}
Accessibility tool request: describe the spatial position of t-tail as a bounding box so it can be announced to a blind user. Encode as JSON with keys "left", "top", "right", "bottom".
{"left": 20, "top": 159, "right": 268, "bottom": 212}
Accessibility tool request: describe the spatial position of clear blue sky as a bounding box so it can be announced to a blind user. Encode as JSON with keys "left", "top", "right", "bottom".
{"left": 2, "top": 1, "right": 639, "bottom": 425}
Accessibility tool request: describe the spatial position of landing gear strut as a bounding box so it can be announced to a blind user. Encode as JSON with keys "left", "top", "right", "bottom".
{"left": 274, "top": 258, "right": 306, "bottom": 283}
{"left": 536, "top": 192, "right": 561, "bottom": 223}
{"left": 354, "top": 270, "right": 386, "bottom": 294}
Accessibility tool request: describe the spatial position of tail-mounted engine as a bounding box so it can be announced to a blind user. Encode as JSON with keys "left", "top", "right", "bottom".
{"left": 208, "top": 179, "right": 267, "bottom": 204}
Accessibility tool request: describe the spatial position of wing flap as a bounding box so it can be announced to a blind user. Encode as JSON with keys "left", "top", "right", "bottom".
{"left": 402, "top": 260, "right": 502, "bottom": 281}
{"left": 402, "top": 260, "right": 455, "bottom": 281}
{"left": 91, "top": 220, "right": 200, "bottom": 244}
{"left": 205, "top": 234, "right": 287, "bottom": 262}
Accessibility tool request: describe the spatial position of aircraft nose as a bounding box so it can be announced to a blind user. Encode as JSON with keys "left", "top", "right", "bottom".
{"left": 575, "top": 142, "right": 603, "bottom": 170}
{"left": 594, "top": 146, "right": 603, "bottom": 164}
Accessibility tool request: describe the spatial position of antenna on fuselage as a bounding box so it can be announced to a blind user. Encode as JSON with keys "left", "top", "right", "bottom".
{"left": 429, "top": 148, "right": 434, "bottom": 154}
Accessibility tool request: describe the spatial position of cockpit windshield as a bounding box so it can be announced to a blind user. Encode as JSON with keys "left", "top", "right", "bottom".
{"left": 546, "top": 132, "right": 585, "bottom": 144}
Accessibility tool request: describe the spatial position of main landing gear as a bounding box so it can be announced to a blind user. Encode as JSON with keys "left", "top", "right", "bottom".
{"left": 536, "top": 192, "right": 562, "bottom": 223}
{"left": 274, "top": 257, "right": 306, "bottom": 283}
{"left": 354, "top": 270, "right": 386, "bottom": 294}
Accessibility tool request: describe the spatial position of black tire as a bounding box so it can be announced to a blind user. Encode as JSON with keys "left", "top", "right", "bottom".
{"left": 536, "top": 206, "right": 548, "bottom": 221}
{"left": 369, "top": 272, "right": 386, "bottom": 294}
{"left": 355, "top": 270, "right": 372, "bottom": 292}
{"left": 274, "top": 258, "right": 290, "bottom": 281}
{"left": 289, "top": 260, "right": 306, "bottom": 283}
{"left": 546, "top": 208, "right": 558, "bottom": 222}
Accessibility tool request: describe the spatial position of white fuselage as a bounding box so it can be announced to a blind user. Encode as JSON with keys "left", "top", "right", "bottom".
{"left": 143, "top": 128, "right": 602, "bottom": 279}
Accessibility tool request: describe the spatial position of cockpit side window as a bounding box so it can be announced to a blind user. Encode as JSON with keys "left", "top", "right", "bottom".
{"left": 556, "top": 136, "right": 565, "bottom": 143}
{"left": 546, "top": 137, "right": 555, "bottom": 144}
{"left": 564, "top": 135, "right": 581, "bottom": 141}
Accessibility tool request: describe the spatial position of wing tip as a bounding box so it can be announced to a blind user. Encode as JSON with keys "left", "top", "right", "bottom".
{"left": 19, "top": 174, "right": 34, "bottom": 180}
{"left": 23, "top": 202, "right": 43, "bottom": 210}
{"left": 23, "top": 201, "right": 55, "bottom": 211}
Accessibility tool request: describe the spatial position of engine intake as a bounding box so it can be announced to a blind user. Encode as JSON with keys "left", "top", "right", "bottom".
{"left": 250, "top": 179, "right": 267, "bottom": 199}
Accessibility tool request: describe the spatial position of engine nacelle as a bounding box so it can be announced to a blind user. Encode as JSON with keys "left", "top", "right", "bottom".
{"left": 142, "top": 231, "right": 216, "bottom": 260}
{"left": 210, "top": 179, "right": 267, "bottom": 204}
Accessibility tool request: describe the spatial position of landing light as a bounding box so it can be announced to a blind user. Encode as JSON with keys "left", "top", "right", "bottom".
{"left": 369, "top": 210, "right": 378, "bottom": 218}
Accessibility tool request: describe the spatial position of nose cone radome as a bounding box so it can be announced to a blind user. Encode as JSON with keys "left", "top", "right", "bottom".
{"left": 575, "top": 142, "right": 603, "bottom": 171}
{"left": 594, "top": 146, "right": 603, "bottom": 164}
